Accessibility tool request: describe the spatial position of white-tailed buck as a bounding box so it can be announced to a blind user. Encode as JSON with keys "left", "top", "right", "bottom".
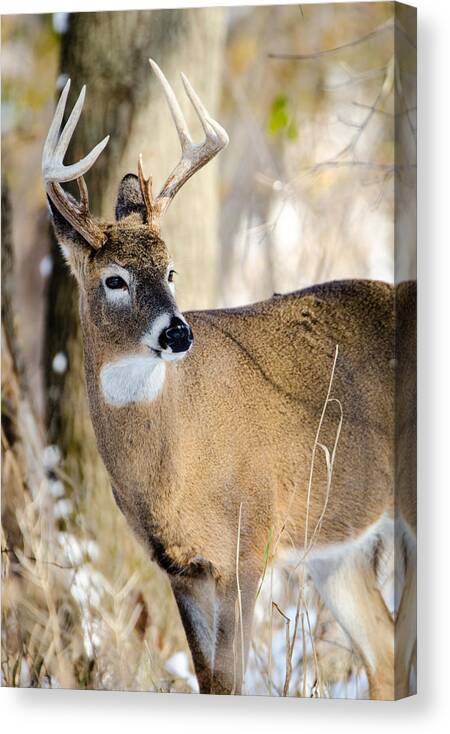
{"left": 43, "top": 60, "right": 416, "bottom": 698}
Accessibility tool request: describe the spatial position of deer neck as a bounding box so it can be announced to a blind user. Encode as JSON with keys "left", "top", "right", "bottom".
{"left": 81, "top": 319, "right": 182, "bottom": 492}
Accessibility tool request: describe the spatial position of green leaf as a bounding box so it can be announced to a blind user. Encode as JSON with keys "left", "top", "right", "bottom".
{"left": 268, "top": 95, "right": 290, "bottom": 136}
{"left": 268, "top": 95, "right": 298, "bottom": 142}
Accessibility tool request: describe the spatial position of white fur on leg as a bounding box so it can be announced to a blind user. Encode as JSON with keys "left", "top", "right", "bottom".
{"left": 306, "top": 516, "right": 395, "bottom": 680}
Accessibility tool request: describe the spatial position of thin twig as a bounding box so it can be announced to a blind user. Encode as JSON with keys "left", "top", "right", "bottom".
{"left": 269, "top": 17, "right": 415, "bottom": 60}
{"left": 272, "top": 602, "right": 292, "bottom": 696}
{"left": 235, "top": 502, "right": 245, "bottom": 693}
{"left": 2, "top": 546, "right": 79, "bottom": 571}
{"left": 303, "top": 345, "right": 339, "bottom": 549}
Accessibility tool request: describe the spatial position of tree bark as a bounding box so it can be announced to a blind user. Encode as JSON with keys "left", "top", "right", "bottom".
{"left": 1, "top": 181, "right": 52, "bottom": 580}
{"left": 44, "top": 9, "right": 225, "bottom": 500}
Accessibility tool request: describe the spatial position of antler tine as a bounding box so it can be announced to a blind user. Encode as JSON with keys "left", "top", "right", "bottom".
{"left": 149, "top": 59, "right": 192, "bottom": 151}
{"left": 181, "top": 72, "right": 229, "bottom": 146}
{"left": 138, "top": 154, "right": 160, "bottom": 234}
{"left": 43, "top": 78, "right": 71, "bottom": 166}
{"left": 42, "top": 81, "right": 110, "bottom": 249}
{"left": 54, "top": 84, "right": 87, "bottom": 162}
{"left": 148, "top": 59, "right": 229, "bottom": 223}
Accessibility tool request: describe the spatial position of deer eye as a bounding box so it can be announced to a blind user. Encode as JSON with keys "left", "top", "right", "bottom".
{"left": 168, "top": 270, "right": 176, "bottom": 283}
{"left": 105, "top": 275, "right": 128, "bottom": 290}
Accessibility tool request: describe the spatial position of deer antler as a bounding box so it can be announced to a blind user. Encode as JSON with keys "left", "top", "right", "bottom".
{"left": 138, "top": 60, "right": 229, "bottom": 234}
{"left": 42, "top": 79, "right": 110, "bottom": 249}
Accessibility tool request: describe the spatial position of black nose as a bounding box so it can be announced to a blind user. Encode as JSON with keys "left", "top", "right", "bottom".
{"left": 159, "top": 316, "right": 193, "bottom": 353}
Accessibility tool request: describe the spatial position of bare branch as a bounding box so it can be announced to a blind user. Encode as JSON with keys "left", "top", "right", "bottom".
{"left": 268, "top": 16, "right": 415, "bottom": 61}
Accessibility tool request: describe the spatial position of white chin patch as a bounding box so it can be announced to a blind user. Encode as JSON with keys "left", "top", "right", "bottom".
{"left": 160, "top": 348, "right": 190, "bottom": 363}
{"left": 100, "top": 354, "right": 166, "bottom": 407}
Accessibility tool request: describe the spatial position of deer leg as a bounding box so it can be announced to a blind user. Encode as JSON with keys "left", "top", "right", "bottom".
{"left": 171, "top": 566, "right": 258, "bottom": 695}
{"left": 210, "top": 571, "right": 259, "bottom": 695}
{"left": 395, "top": 537, "right": 417, "bottom": 697}
{"left": 171, "top": 569, "right": 217, "bottom": 694}
{"left": 308, "top": 547, "right": 395, "bottom": 700}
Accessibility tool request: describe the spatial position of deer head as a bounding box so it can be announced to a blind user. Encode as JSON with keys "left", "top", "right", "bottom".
{"left": 42, "top": 60, "right": 228, "bottom": 382}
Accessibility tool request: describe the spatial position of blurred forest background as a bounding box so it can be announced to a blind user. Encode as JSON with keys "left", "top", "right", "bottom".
{"left": 2, "top": 3, "right": 416, "bottom": 695}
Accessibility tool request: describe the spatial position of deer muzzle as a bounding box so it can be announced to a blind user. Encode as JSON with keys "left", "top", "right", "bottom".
{"left": 159, "top": 316, "right": 193, "bottom": 354}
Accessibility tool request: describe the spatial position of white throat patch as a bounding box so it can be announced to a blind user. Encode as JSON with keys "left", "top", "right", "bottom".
{"left": 100, "top": 354, "right": 166, "bottom": 407}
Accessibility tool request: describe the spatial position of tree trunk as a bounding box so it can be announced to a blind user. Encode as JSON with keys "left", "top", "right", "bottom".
{"left": 44, "top": 9, "right": 225, "bottom": 502}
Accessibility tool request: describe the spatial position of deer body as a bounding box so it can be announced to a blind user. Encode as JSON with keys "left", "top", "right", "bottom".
{"left": 43, "top": 62, "right": 416, "bottom": 699}
{"left": 81, "top": 277, "right": 401, "bottom": 697}
{"left": 84, "top": 280, "right": 395, "bottom": 573}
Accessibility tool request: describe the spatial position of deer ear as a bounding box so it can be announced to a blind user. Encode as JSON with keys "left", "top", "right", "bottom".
{"left": 47, "top": 196, "right": 94, "bottom": 280}
{"left": 48, "top": 196, "right": 92, "bottom": 252}
{"left": 115, "top": 174, "right": 146, "bottom": 222}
